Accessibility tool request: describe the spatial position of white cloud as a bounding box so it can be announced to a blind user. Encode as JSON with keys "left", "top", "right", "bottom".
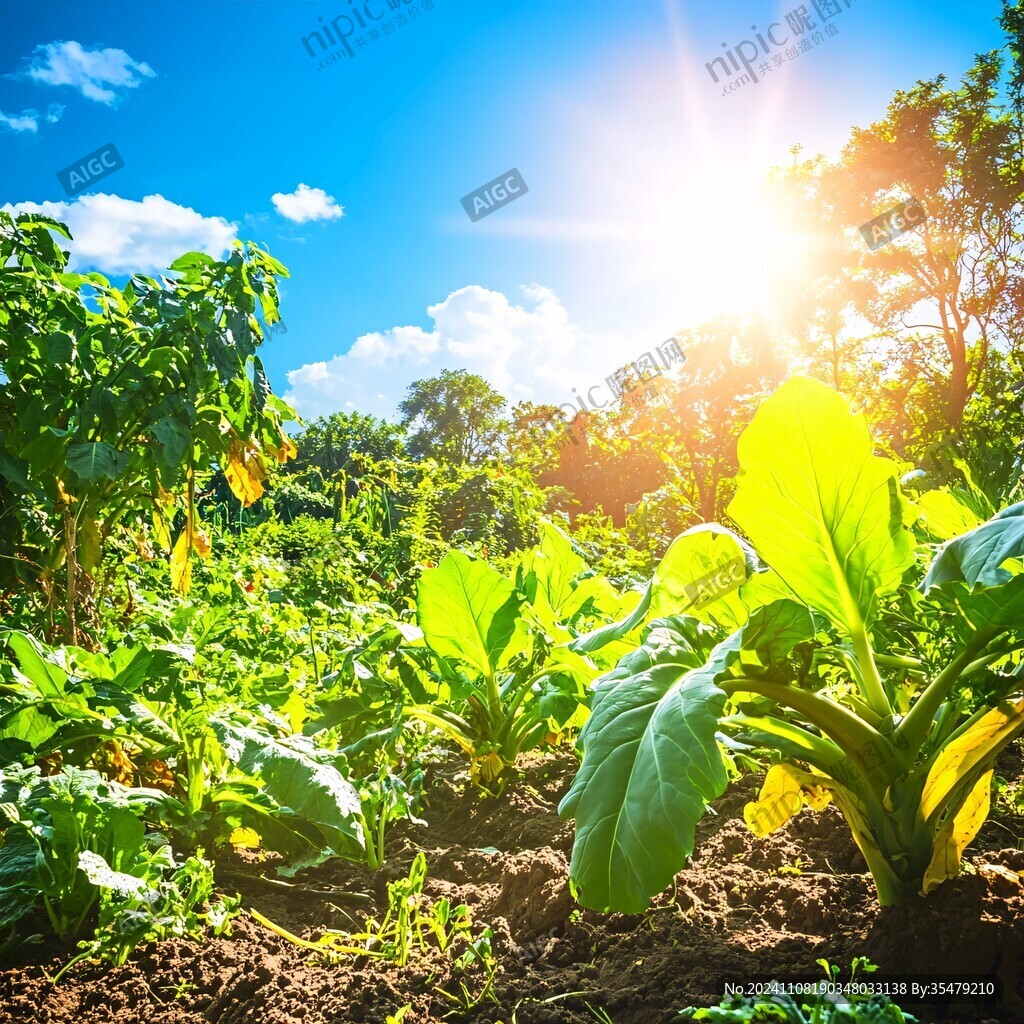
{"left": 0, "top": 103, "right": 64, "bottom": 133}
{"left": 0, "top": 111, "right": 39, "bottom": 132}
{"left": 271, "top": 183, "right": 344, "bottom": 223}
{"left": 25, "top": 41, "right": 155, "bottom": 104}
{"left": 285, "top": 284, "right": 643, "bottom": 422}
{"left": 1, "top": 194, "right": 236, "bottom": 275}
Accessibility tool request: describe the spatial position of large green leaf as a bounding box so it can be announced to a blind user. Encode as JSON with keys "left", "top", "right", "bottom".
{"left": 0, "top": 826, "right": 46, "bottom": 928}
{"left": 559, "top": 620, "right": 726, "bottom": 913}
{"left": 213, "top": 720, "right": 363, "bottom": 854}
{"left": 560, "top": 602, "right": 814, "bottom": 913}
{"left": 2, "top": 630, "right": 69, "bottom": 699}
{"left": 922, "top": 502, "right": 1024, "bottom": 591}
{"left": 570, "top": 525, "right": 751, "bottom": 654}
{"left": 66, "top": 442, "right": 129, "bottom": 482}
{"left": 416, "top": 551, "right": 520, "bottom": 679}
{"left": 521, "top": 521, "right": 587, "bottom": 616}
{"left": 727, "top": 376, "right": 915, "bottom": 635}
{"left": 151, "top": 416, "right": 192, "bottom": 470}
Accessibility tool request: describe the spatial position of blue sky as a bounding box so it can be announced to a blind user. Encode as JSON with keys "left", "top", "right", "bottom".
{"left": 0, "top": 0, "right": 1012, "bottom": 424}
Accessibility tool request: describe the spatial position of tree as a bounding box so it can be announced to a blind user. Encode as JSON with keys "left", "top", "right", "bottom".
{"left": 771, "top": 51, "right": 1024, "bottom": 436}
{"left": 398, "top": 369, "right": 508, "bottom": 465}
{"left": 0, "top": 212, "right": 296, "bottom": 640}
{"left": 653, "top": 316, "right": 791, "bottom": 525}
{"left": 290, "top": 411, "right": 406, "bottom": 478}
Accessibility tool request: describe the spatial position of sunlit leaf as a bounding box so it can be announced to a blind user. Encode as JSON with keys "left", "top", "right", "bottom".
{"left": 916, "top": 488, "right": 984, "bottom": 542}
{"left": 727, "top": 376, "right": 915, "bottom": 634}
{"left": 922, "top": 770, "right": 992, "bottom": 895}
{"left": 416, "top": 551, "right": 520, "bottom": 679}
{"left": 743, "top": 763, "right": 832, "bottom": 837}
{"left": 920, "top": 698, "right": 1024, "bottom": 823}
{"left": 224, "top": 437, "right": 267, "bottom": 506}
{"left": 229, "top": 827, "right": 261, "bottom": 849}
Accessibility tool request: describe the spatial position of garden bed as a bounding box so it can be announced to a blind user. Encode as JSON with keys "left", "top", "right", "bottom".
{"left": 3, "top": 753, "right": 1021, "bottom": 1024}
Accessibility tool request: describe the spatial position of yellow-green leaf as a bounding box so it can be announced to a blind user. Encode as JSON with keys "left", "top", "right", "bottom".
{"left": 229, "top": 827, "right": 261, "bottom": 849}
{"left": 920, "top": 698, "right": 1024, "bottom": 822}
{"left": 169, "top": 519, "right": 211, "bottom": 595}
{"left": 727, "top": 377, "right": 915, "bottom": 635}
{"left": 170, "top": 529, "right": 192, "bottom": 594}
{"left": 743, "top": 763, "right": 832, "bottom": 837}
{"left": 922, "top": 770, "right": 991, "bottom": 895}
{"left": 917, "top": 489, "right": 983, "bottom": 542}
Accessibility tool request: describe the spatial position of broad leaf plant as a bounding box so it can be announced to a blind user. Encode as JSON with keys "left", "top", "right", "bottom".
{"left": 560, "top": 377, "right": 1024, "bottom": 910}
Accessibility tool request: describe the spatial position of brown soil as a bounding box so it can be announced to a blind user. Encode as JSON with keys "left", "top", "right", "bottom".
{"left": 1, "top": 752, "right": 1022, "bottom": 1024}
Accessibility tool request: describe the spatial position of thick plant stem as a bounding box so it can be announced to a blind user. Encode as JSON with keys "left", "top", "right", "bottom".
{"left": 722, "top": 678, "right": 891, "bottom": 788}
{"left": 850, "top": 623, "right": 891, "bottom": 720}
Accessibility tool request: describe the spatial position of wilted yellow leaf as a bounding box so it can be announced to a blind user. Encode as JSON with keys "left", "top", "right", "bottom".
{"left": 274, "top": 428, "right": 298, "bottom": 464}
{"left": 152, "top": 509, "right": 171, "bottom": 553}
{"left": 922, "top": 770, "right": 992, "bottom": 895}
{"left": 193, "top": 528, "right": 212, "bottom": 558}
{"left": 921, "top": 699, "right": 1024, "bottom": 823}
{"left": 229, "top": 827, "right": 261, "bottom": 849}
{"left": 473, "top": 752, "right": 505, "bottom": 785}
{"left": 744, "top": 763, "right": 833, "bottom": 837}
{"left": 170, "top": 518, "right": 211, "bottom": 594}
{"left": 134, "top": 529, "right": 155, "bottom": 561}
{"left": 224, "top": 437, "right": 267, "bottom": 506}
{"left": 170, "top": 528, "right": 192, "bottom": 594}
{"left": 93, "top": 739, "right": 135, "bottom": 785}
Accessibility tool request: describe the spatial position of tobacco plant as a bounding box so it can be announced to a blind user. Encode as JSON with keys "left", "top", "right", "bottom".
{"left": 0, "top": 629, "right": 365, "bottom": 872}
{"left": 408, "top": 524, "right": 617, "bottom": 791}
{"left": 0, "top": 212, "right": 297, "bottom": 640}
{"left": 560, "top": 377, "right": 1024, "bottom": 910}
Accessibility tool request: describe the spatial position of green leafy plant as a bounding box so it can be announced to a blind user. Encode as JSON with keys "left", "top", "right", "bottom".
{"left": 560, "top": 377, "right": 1024, "bottom": 910}
{"left": 57, "top": 849, "right": 237, "bottom": 980}
{"left": 0, "top": 764, "right": 234, "bottom": 971}
{"left": 409, "top": 528, "right": 602, "bottom": 792}
{"left": 0, "top": 629, "right": 366, "bottom": 872}
{"left": 354, "top": 760, "right": 425, "bottom": 870}
{"left": 0, "top": 212, "right": 297, "bottom": 640}
{"left": 435, "top": 925, "right": 499, "bottom": 1012}
{"left": 254, "top": 852, "right": 486, "bottom": 973}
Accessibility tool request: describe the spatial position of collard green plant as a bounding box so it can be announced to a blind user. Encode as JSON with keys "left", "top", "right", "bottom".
{"left": 560, "top": 377, "right": 1024, "bottom": 910}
